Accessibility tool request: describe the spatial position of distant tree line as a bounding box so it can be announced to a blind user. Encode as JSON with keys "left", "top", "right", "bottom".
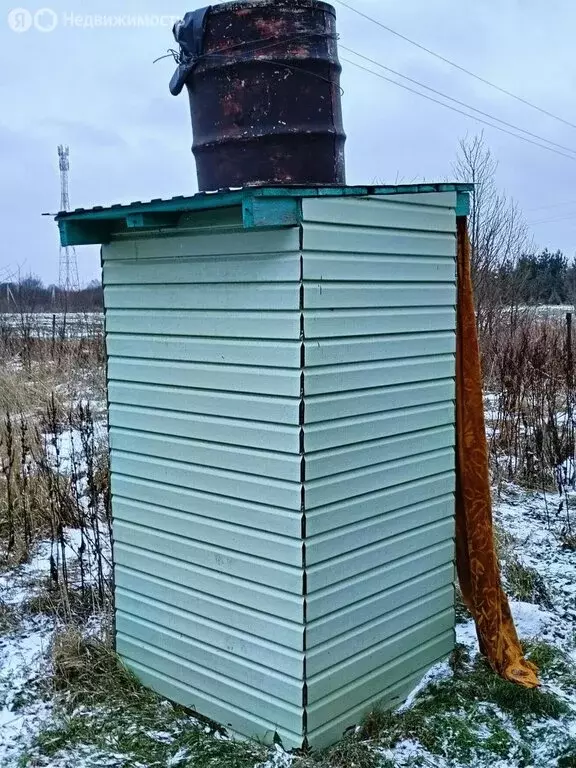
{"left": 496, "top": 249, "right": 576, "bottom": 306}
{"left": 0, "top": 277, "right": 103, "bottom": 313}
{"left": 453, "top": 134, "right": 575, "bottom": 316}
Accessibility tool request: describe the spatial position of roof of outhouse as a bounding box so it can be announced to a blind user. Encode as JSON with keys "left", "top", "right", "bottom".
{"left": 55, "top": 183, "right": 473, "bottom": 247}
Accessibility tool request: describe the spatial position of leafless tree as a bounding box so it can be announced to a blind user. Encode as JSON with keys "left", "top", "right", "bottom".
{"left": 453, "top": 132, "right": 533, "bottom": 330}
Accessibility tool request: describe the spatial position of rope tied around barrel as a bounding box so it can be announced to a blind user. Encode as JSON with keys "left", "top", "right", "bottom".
{"left": 163, "top": 20, "right": 343, "bottom": 96}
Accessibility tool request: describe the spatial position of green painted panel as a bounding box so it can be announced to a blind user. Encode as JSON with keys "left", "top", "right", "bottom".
{"left": 305, "top": 425, "right": 453, "bottom": 480}
{"left": 456, "top": 192, "right": 471, "bottom": 217}
{"left": 105, "top": 283, "right": 300, "bottom": 310}
{"left": 114, "top": 520, "right": 301, "bottom": 593}
{"left": 306, "top": 624, "right": 453, "bottom": 726}
{"left": 115, "top": 545, "right": 303, "bottom": 623}
{"left": 304, "top": 308, "right": 456, "bottom": 339}
{"left": 116, "top": 590, "right": 303, "bottom": 678}
{"left": 176, "top": 207, "right": 244, "bottom": 229}
{"left": 306, "top": 540, "right": 455, "bottom": 622}
{"left": 304, "top": 355, "right": 455, "bottom": 396}
{"left": 108, "top": 358, "right": 301, "bottom": 398}
{"left": 114, "top": 497, "right": 302, "bottom": 565}
{"left": 306, "top": 493, "right": 454, "bottom": 566}
{"left": 117, "top": 635, "right": 304, "bottom": 738}
{"left": 307, "top": 588, "right": 454, "bottom": 680}
{"left": 305, "top": 666, "right": 429, "bottom": 748}
{"left": 111, "top": 475, "right": 302, "bottom": 539}
{"left": 117, "top": 613, "right": 302, "bottom": 704}
{"left": 301, "top": 196, "right": 456, "bottom": 231}
{"left": 106, "top": 310, "right": 301, "bottom": 340}
{"left": 109, "top": 404, "right": 300, "bottom": 453}
{"left": 304, "top": 254, "right": 456, "bottom": 282}
{"left": 109, "top": 427, "right": 301, "bottom": 482}
{"left": 115, "top": 569, "right": 303, "bottom": 649}
{"left": 103, "top": 226, "right": 301, "bottom": 260}
{"left": 305, "top": 630, "right": 453, "bottom": 743}
{"left": 304, "top": 282, "right": 455, "bottom": 310}
{"left": 112, "top": 452, "right": 301, "bottom": 510}
{"left": 107, "top": 335, "right": 301, "bottom": 368}
{"left": 372, "top": 191, "right": 458, "bottom": 207}
{"left": 305, "top": 380, "right": 454, "bottom": 423}
{"left": 304, "top": 333, "right": 455, "bottom": 367}
{"left": 307, "top": 563, "right": 454, "bottom": 647}
{"left": 108, "top": 382, "right": 300, "bottom": 425}
{"left": 104, "top": 253, "right": 300, "bottom": 284}
{"left": 123, "top": 661, "right": 304, "bottom": 749}
{"left": 303, "top": 221, "right": 456, "bottom": 257}
{"left": 305, "top": 449, "right": 454, "bottom": 510}
{"left": 305, "top": 403, "right": 454, "bottom": 452}
{"left": 242, "top": 196, "right": 301, "bottom": 229}
{"left": 306, "top": 514, "right": 453, "bottom": 592}
{"left": 305, "top": 472, "right": 454, "bottom": 537}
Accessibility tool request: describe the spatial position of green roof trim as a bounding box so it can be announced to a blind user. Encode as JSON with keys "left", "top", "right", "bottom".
{"left": 55, "top": 183, "right": 473, "bottom": 247}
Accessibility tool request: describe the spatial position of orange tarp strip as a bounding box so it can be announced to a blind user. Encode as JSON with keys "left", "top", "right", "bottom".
{"left": 455, "top": 217, "right": 539, "bottom": 688}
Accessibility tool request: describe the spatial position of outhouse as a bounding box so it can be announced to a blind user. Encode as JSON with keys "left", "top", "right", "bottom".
{"left": 57, "top": 182, "right": 471, "bottom": 748}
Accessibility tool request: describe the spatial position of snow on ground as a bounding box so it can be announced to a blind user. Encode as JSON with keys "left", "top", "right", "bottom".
{"left": 256, "top": 744, "right": 294, "bottom": 768}
{"left": 495, "top": 485, "right": 576, "bottom": 627}
{"left": 0, "top": 618, "right": 53, "bottom": 764}
{"left": 1, "top": 455, "right": 575, "bottom": 766}
{"left": 0, "top": 313, "right": 103, "bottom": 340}
{"left": 0, "top": 533, "right": 111, "bottom": 767}
{"left": 375, "top": 485, "right": 576, "bottom": 768}
{"left": 0, "top": 562, "right": 54, "bottom": 766}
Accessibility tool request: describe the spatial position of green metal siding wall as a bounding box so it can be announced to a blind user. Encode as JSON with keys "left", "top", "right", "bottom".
{"left": 103, "top": 192, "right": 457, "bottom": 750}
{"left": 103, "top": 215, "right": 307, "bottom": 747}
{"left": 301, "top": 194, "right": 457, "bottom": 746}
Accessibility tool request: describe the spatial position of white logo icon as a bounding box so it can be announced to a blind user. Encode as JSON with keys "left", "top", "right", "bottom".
{"left": 7, "top": 8, "right": 33, "bottom": 32}
{"left": 34, "top": 7, "right": 57, "bottom": 32}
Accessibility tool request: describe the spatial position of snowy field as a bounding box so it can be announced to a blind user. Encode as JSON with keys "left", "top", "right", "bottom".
{"left": 0, "top": 313, "right": 103, "bottom": 339}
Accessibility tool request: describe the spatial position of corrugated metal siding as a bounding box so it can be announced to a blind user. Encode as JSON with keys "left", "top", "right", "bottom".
{"left": 106, "top": 193, "right": 458, "bottom": 750}
{"left": 103, "top": 214, "right": 307, "bottom": 748}
{"left": 301, "top": 193, "right": 457, "bottom": 747}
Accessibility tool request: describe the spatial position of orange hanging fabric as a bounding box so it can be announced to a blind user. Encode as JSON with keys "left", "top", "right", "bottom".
{"left": 455, "top": 217, "right": 540, "bottom": 688}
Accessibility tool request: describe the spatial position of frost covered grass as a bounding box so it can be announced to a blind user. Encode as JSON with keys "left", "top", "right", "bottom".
{"left": 25, "top": 629, "right": 268, "bottom": 768}
{"left": 360, "top": 643, "right": 574, "bottom": 765}
{"left": 1, "top": 323, "right": 576, "bottom": 766}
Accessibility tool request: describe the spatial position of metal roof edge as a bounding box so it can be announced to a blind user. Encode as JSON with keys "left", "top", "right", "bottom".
{"left": 56, "top": 183, "right": 473, "bottom": 247}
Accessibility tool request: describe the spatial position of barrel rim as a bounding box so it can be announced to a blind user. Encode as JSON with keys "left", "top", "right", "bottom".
{"left": 208, "top": 0, "right": 337, "bottom": 17}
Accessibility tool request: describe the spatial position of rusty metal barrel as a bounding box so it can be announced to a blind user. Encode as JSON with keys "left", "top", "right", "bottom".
{"left": 170, "top": 0, "right": 346, "bottom": 191}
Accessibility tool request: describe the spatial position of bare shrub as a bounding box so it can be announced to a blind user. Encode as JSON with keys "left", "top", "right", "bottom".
{"left": 453, "top": 132, "right": 532, "bottom": 333}
{"left": 0, "top": 395, "right": 111, "bottom": 620}
{"left": 484, "top": 310, "right": 574, "bottom": 489}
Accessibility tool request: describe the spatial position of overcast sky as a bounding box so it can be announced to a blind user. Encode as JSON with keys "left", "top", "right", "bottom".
{"left": 1, "top": 0, "right": 575, "bottom": 284}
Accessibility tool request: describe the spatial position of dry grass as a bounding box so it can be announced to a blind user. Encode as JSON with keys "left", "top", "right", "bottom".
{"left": 0, "top": 313, "right": 105, "bottom": 416}
{"left": 0, "top": 597, "right": 19, "bottom": 633}
{"left": 51, "top": 627, "right": 134, "bottom": 705}
{"left": 481, "top": 310, "right": 576, "bottom": 510}
{"left": 0, "top": 319, "right": 111, "bottom": 619}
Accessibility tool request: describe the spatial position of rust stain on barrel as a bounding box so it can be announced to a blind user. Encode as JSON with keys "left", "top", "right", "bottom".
{"left": 182, "top": 0, "right": 346, "bottom": 190}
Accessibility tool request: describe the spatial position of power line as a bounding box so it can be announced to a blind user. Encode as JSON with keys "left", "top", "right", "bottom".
{"left": 341, "top": 45, "right": 576, "bottom": 157}
{"left": 530, "top": 213, "right": 576, "bottom": 226}
{"left": 341, "top": 57, "right": 576, "bottom": 163}
{"left": 333, "top": 0, "right": 576, "bottom": 131}
{"left": 527, "top": 200, "right": 576, "bottom": 213}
